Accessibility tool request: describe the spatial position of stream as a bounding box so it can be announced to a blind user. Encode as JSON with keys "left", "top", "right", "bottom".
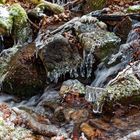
{"left": 0, "top": 0, "right": 140, "bottom": 140}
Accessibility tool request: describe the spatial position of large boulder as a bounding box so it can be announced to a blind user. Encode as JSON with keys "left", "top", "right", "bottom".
{"left": 78, "top": 28, "right": 120, "bottom": 61}
{"left": 37, "top": 34, "right": 82, "bottom": 82}
{"left": 1, "top": 44, "right": 46, "bottom": 97}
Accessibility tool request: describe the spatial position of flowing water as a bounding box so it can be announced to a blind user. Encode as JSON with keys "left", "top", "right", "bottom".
{"left": 0, "top": 1, "right": 140, "bottom": 139}
{"left": 91, "top": 21, "right": 140, "bottom": 88}
{"left": 91, "top": 59, "right": 128, "bottom": 87}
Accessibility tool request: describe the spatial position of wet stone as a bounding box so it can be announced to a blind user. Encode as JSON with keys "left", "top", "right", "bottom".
{"left": 38, "top": 35, "right": 82, "bottom": 83}
{"left": 113, "top": 16, "right": 132, "bottom": 42}
{"left": 1, "top": 43, "right": 46, "bottom": 97}
{"left": 60, "top": 79, "right": 85, "bottom": 97}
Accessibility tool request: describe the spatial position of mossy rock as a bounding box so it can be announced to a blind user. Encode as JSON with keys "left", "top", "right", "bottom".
{"left": 30, "top": 0, "right": 44, "bottom": 5}
{"left": 1, "top": 43, "right": 46, "bottom": 97}
{"left": 0, "top": 3, "right": 31, "bottom": 43}
{"left": 78, "top": 28, "right": 121, "bottom": 62}
{"left": 38, "top": 34, "right": 82, "bottom": 82}
{"left": 0, "top": 45, "right": 21, "bottom": 78}
{"left": 92, "top": 61, "right": 140, "bottom": 113}
{"left": 9, "top": 3, "right": 31, "bottom": 43}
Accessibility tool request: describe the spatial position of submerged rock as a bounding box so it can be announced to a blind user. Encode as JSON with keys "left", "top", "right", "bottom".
{"left": 1, "top": 43, "right": 46, "bottom": 97}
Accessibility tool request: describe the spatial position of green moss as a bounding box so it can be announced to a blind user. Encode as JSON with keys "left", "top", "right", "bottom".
{"left": 93, "top": 67, "right": 140, "bottom": 113}
{"left": 9, "top": 3, "right": 30, "bottom": 43}
{"left": 10, "top": 3, "right": 28, "bottom": 25}
{"left": 78, "top": 28, "right": 120, "bottom": 62}
{"left": 37, "top": 1, "right": 64, "bottom": 14}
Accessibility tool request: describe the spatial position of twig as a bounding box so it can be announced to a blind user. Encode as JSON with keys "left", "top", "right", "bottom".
{"left": 28, "top": 18, "right": 39, "bottom": 29}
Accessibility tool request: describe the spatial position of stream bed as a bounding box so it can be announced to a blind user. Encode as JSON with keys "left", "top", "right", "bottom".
{"left": 0, "top": 0, "right": 140, "bottom": 139}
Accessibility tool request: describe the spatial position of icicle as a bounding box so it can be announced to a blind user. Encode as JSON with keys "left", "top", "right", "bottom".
{"left": 54, "top": 72, "right": 59, "bottom": 83}
{"left": 0, "top": 35, "right": 3, "bottom": 41}
{"left": 69, "top": 69, "right": 74, "bottom": 78}
{"left": 93, "top": 102, "right": 103, "bottom": 114}
{"left": 85, "top": 92, "right": 93, "bottom": 102}
{"left": 86, "top": 52, "right": 94, "bottom": 78}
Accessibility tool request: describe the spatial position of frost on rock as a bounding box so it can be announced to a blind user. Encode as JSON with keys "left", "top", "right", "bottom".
{"left": 0, "top": 45, "right": 21, "bottom": 85}
{"left": 75, "top": 16, "right": 121, "bottom": 78}
{"left": 35, "top": 15, "right": 121, "bottom": 82}
{"left": 92, "top": 61, "right": 140, "bottom": 113}
{"left": 60, "top": 79, "right": 86, "bottom": 96}
{"left": 0, "top": 5, "right": 13, "bottom": 35}
{"left": 38, "top": 34, "right": 82, "bottom": 83}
